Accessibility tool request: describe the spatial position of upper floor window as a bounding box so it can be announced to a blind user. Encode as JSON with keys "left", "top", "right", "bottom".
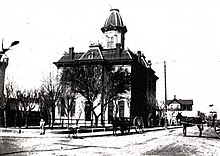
{"left": 88, "top": 52, "right": 94, "bottom": 59}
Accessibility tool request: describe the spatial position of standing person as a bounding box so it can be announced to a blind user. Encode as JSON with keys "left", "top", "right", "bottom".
{"left": 40, "top": 118, "right": 45, "bottom": 135}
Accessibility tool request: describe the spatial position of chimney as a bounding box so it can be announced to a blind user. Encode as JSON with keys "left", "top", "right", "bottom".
{"left": 174, "top": 95, "right": 176, "bottom": 99}
{"left": 137, "top": 51, "right": 141, "bottom": 63}
{"left": 116, "top": 43, "right": 122, "bottom": 57}
{"left": 69, "top": 47, "right": 74, "bottom": 60}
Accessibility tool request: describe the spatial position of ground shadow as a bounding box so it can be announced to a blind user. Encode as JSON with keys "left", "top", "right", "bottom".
{"left": 184, "top": 134, "right": 219, "bottom": 140}
{"left": 0, "top": 143, "right": 120, "bottom": 155}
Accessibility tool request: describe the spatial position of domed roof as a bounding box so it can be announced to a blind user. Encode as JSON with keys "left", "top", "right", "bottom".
{"left": 101, "top": 9, "right": 127, "bottom": 33}
{"left": 104, "top": 9, "right": 124, "bottom": 27}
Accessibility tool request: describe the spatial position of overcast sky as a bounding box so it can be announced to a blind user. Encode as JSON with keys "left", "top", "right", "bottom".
{"left": 1, "top": 0, "right": 220, "bottom": 114}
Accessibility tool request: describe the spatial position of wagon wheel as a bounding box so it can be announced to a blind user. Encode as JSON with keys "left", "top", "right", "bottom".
{"left": 214, "top": 123, "right": 220, "bottom": 138}
{"left": 133, "top": 116, "right": 144, "bottom": 133}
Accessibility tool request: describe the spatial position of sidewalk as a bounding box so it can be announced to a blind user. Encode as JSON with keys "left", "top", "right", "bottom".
{"left": 0, "top": 125, "right": 182, "bottom": 138}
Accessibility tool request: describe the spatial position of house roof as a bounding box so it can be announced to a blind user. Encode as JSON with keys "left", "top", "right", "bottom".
{"left": 54, "top": 45, "right": 159, "bottom": 81}
{"left": 79, "top": 48, "right": 103, "bottom": 60}
{"left": 167, "top": 98, "right": 193, "bottom": 106}
{"left": 102, "top": 49, "right": 132, "bottom": 60}
{"left": 53, "top": 45, "right": 159, "bottom": 83}
{"left": 54, "top": 46, "right": 136, "bottom": 67}
{"left": 57, "top": 52, "right": 84, "bottom": 62}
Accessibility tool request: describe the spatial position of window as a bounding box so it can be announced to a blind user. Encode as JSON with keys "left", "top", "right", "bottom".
{"left": 88, "top": 52, "right": 94, "bottom": 59}
{"left": 108, "top": 101, "right": 114, "bottom": 123}
{"left": 187, "top": 105, "right": 192, "bottom": 111}
{"left": 71, "top": 101, "right": 76, "bottom": 116}
{"left": 118, "top": 100, "right": 124, "bottom": 117}
{"left": 182, "top": 105, "right": 186, "bottom": 111}
{"left": 85, "top": 101, "right": 91, "bottom": 121}
{"left": 107, "top": 37, "right": 114, "bottom": 48}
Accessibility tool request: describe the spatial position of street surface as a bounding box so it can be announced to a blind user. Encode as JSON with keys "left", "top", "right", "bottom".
{"left": 0, "top": 125, "right": 220, "bottom": 156}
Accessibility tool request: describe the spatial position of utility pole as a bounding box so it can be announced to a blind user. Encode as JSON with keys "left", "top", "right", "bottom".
{"left": 164, "top": 61, "right": 168, "bottom": 129}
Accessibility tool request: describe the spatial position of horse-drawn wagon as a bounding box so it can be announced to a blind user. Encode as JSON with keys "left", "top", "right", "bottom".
{"left": 206, "top": 114, "right": 220, "bottom": 138}
{"left": 111, "top": 116, "right": 144, "bottom": 135}
{"left": 176, "top": 112, "right": 220, "bottom": 138}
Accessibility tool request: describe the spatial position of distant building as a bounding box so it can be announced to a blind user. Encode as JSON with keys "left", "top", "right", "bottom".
{"left": 4, "top": 98, "right": 40, "bottom": 127}
{"left": 54, "top": 9, "right": 158, "bottom": 127}
{"left": 166, "top": 95, "right": 194, "bottom": 125}
{"left": 167, "top": 95, "right": 193, "bottom": 111}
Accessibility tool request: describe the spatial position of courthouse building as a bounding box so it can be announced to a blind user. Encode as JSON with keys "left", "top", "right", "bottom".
{"left": 54, "top": 9, "right": 158, "bottom": 127}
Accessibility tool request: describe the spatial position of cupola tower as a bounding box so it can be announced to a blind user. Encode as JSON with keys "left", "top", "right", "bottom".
{"left": 101, "top": 9, "right": 127, "bottom": 50}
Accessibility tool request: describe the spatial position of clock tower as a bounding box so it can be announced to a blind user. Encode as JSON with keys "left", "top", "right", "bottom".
{"left": 101, "top": 9, "right": 127, "bottom": 50}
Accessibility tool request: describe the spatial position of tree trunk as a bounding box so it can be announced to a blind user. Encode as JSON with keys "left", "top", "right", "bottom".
{"left": 101, "top": 109, "right": 106, "bottom": 127}
{"left": 50, "top": 111, "right": 53, "bottom": 128}
{"left": 25, "top": 114, "right": 28, "bottom": 128}
{"left": 94, "top": 115, "right": 99, "bottom": 127}
{"left": 67, "top": 110, "right": 70, "bottom": 129}
{"left": 51, "top": 103, "right": 55, "bottom": 128}
{"left": 18, "top": 111, "right": 22, "bottom": 129}
{"left": 4, "top": 109, "right": 7, "bottom": 127}
{"left": 14, "top": 111, "right": 18, "bottom": 128}
{"left": 76, "top": 111, "right": 81, "bottom": 126}
{"left": 21, "top": 111, "right": 24, "bottom": 127}
{"left": 101, "top": 104, "right": 104, "bottom": 126}
{"left": 46, "top": 108, "right": 51, "bottom": 127}
{"left": 0, "top": 108, "right": 4, "bottom": 127}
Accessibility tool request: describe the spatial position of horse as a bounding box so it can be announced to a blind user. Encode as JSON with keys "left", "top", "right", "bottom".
{"left": 176, "top": 112, "right": 203, "bottom": 137}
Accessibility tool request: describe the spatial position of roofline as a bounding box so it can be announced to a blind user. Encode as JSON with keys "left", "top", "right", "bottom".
{"left": 53, "top": 58, "right": 134, "bottom": 68}
{"left": 167, "top": 99, "right": 193, "bottom": 105}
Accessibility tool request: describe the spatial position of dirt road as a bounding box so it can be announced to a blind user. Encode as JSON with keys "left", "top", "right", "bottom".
{"left": 0, "top": 125, "right": 220, "bottom": 155}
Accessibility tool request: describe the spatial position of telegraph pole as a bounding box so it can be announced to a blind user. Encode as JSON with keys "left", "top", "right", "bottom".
{"left": 164, "top": 61, "right": 168, "bottom": 129}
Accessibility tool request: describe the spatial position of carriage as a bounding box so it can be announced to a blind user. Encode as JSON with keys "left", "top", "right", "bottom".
{"left": 111, "top": 116, "right": 144, "bottom": 135}
{"left": 176, "top": 112, "right": 220, "bottom": 138}
{"left": 206, "top": 113, "right": 220, "bottom": 138}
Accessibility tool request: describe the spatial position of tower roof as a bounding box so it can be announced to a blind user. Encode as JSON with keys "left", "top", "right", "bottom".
{"left": 104, "top": 9, "right": 124, "bottom": 27}
{"left": 101, "top": 9, "right": 127, "bottom": 33}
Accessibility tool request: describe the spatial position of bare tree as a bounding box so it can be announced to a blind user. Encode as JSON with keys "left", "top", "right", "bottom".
{"left": 61, "top": 65, "right": 102, "bottom": 127}
{"left": 92, "top": 66, "right": 131, "bottom": 126}
{"left": 155, "top": 100, "right": 165, "bottom": 126}
{"left": 5, "top": 78, "right": 18, "bottom": 127}
{"left": 40, "top": 72, "right": 62, "bottom": 128}
{"left": 61, "top": 65, "right": 131, "bottom": 127}
{"left": 60, "top": 84, "right": 75, "bottom": 128}
{"left": 16, "top": 89, "right": 38, "bottom": 128}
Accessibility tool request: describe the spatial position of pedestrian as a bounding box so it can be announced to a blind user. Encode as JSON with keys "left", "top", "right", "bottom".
{"left": 40, "top": 118, "right": 45, "bottom": 135}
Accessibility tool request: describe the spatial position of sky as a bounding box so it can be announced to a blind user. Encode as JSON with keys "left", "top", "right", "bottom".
{"left": 1, "top": 0, "right": 220, "bottom": 114}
